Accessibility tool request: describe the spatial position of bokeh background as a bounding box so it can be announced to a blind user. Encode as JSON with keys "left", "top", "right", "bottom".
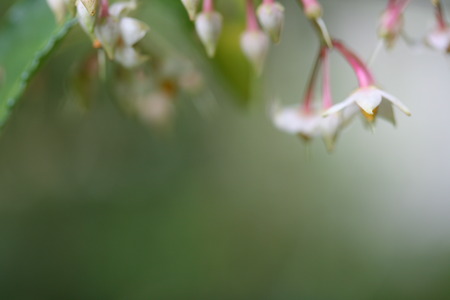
{"left": 1, "top": 0, "right": 450, "bottom": 299}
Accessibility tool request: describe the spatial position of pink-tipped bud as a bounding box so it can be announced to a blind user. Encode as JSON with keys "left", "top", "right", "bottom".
{"left": 301, "top": 0, "right": 322, "bottom": 19}
{"left": 240, "top": 29, "right": 270, "bottom": 74}
{"left": 257, "top": 1, "right": 285, "bottom": 44}
{"left": 377, "top": 0, "right": 410, "bottom": 48}
{"left": 181, "top": 0, "right": 200, "bottom": 21}
{"left": 195, "top": 11, "right": 223, "bottom": 57}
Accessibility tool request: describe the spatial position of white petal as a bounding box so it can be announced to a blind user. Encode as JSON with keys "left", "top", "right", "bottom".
{"left": 95, "top": 17, "right": 120, "bottom": 59}
{"left": 181, "top": 0, "right": 200, "bottom": 20}
{"left": 340, "top": 103, "right": 359, "bottom": 127}
{"left": 323, "top": 94, "right": 356, "bottom": 117}
{"left": 355, "top": 88, "right": 383, "bottom": 115}
{"left": 76, "top": 0, "right": 96, "bottom": 35}
{"left": 379, "top": 90, "right": 411, "bottom": 116}
{"left": 115, "top": 46, "right": 148, "bottom": 68}
{"left": 273, "top": 106, "right": 320, "bottom": 137}
{"left": 377, "top": 100, "right": 396, "bottom": 126}
{"left": 109, "top": 0, "right": 137, "bottom": 17}
{"left": 240, "top": 30, "right": 270, "bottom": 74}
{"left": 80, "top": 0, "right": 97, "bottom": 16}
{"left": 120, "top": 17, "right": 149, "bottom": 46}
{"left": 319, "top": 114, "right": 342, "bottom": 152}
{"left": 426, "top": 28, "right": 450, "bottom": 52}
{"left": 47, "top": 0, "right": 67, "bottom": 23}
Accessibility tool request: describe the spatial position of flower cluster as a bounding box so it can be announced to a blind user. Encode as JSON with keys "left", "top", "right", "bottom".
{"left": 273, "top": 0, "right": 417, "bottom": 152}
{"left": 181, "top": 0, "right": 285, "bottom": 74}
{"left": 47, "top": 0, "right": 149, "bottom": 68}
{"left": 375, "top": 0, "right": 450, "bottom": 53}
{"left": 45, "top": 0, "right": 450, "bottom": 151}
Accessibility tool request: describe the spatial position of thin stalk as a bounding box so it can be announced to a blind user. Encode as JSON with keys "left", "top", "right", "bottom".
{"left": 333, "top": 40, "right": 375, "bottom": 87}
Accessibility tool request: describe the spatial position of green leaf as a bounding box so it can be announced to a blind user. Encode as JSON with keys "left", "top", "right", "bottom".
{"left": 0, "top": 0, "right": 76, "bottom": 128}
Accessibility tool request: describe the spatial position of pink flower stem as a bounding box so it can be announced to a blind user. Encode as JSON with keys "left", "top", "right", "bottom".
{"left": 100, "top": 0, "right": 109, "bottom": 18}
{"left": 302, "top": 45, "right": 326, "bottom": 113}
{"left": 301, "top": 0, "right": 320, "bottom": 10}
{"left": 203, "top": 0, "right": 214, "bottom": 13}
{"left": 434, "top": 1, "right": 448, "bottom": 30}
{"left": 332, "top": 40, "right": 375, "bottom": 88}
{"left": 246, "top": 0, "right": 260, "bottom": 31}
{"left": 263, "top": 0, "right": 275, "bottom": 4}
{"left": 321, "top": 47, "right": 333, "bottom": 109}
{"left": 383, "top": 0, "right": 410, "bottom": 31}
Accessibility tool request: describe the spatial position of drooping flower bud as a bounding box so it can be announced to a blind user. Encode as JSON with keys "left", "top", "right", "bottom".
{"left": 241, "top": 0, "right": 270, "bottom": 74}
{"left": 47, "top": 0, "right": 67, "bottom": 23}
{"left": 426, "top": 0, "right": 450, "bottom": 52}
{"left": 257, "top": 1, "right": 285, "bottom": 44}
{"left": 195, "top": 10, "right": 223, "bottom": 57}
{"left": 241, "top": 31, "right": 270, "bottom": 75}
{"left": 76, "top": 0, "right": 97, "bottom": 38}
{"left": 181, "top": 0, "right": 200, "bottom": 21}
{"left": 80, "top": 0, "right": 98, "bottom": 16}
{"left": 377, "top": 0, "right": 410, "bottom": 49}
{"left": 301, "top": 0, "right": 322, "bottom": 19}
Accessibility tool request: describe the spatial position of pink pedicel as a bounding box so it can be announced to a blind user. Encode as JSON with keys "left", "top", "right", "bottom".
{"left": 203, "top": 0, "right": 214, "bottom": 13}
{"left": 333, "top": 41, "right": 375, "bottom": 88}
{"left": 321, "top": 48, "right": 333, "bottom": 109}
{"left": 246, "top": 0, "right": 260, "bottom": 31}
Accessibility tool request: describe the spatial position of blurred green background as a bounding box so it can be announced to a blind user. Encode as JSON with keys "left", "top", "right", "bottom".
{"left": 0, "top": 0, "right": 450, "bottom": 299}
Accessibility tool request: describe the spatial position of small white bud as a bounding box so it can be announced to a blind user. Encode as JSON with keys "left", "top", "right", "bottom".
{"left": 257, "top": 2, "right": 285, "bottom": 44}
{"left": 240, "top": 29, "right": 270, "bottom": 74}
{"left": 195, "top": 11, "right": 223, "bottom": 57}
{"left": 47, "top": 0, "right": 67, "bottom": 23}
{"left": 76, "top": 0, "right": 96, "bottom": 37}
{"left": 80, "top": 0, "right": 98, "bottom": 16}
{"left": 304, "top": 2, "right": 322, "bottom": 19}
{"left": 181, "top": 0, "right": 200, "bottom": 21}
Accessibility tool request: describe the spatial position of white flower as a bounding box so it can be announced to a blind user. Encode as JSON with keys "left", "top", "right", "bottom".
{"left": 257, "top": 2, "right": 285, "bottom": 44}
{"left": 426, "top": 27, "right": 450, "bottom": 52}
{"left": 181, "top": 0, "right": 200, "bottom": 21}
{"left": 137, "top": 91, "right": 175, "bottom": 128}
{"left": 273, "top": 104, "right": 356, "bottom": 151}
{"left": 89, "top": 0, "right": 149, "bottom": 68}
{"left": 240, "top": 30, "right": 270, "bottom": 74}
{"left": 273, "top": 105, "right": 321, "bottom": 139}
{"left": 195, "top": 11, "right": 223, "bottom": 57}
{"left": 323, "top": 86, "right": 411, "bottom": 122}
